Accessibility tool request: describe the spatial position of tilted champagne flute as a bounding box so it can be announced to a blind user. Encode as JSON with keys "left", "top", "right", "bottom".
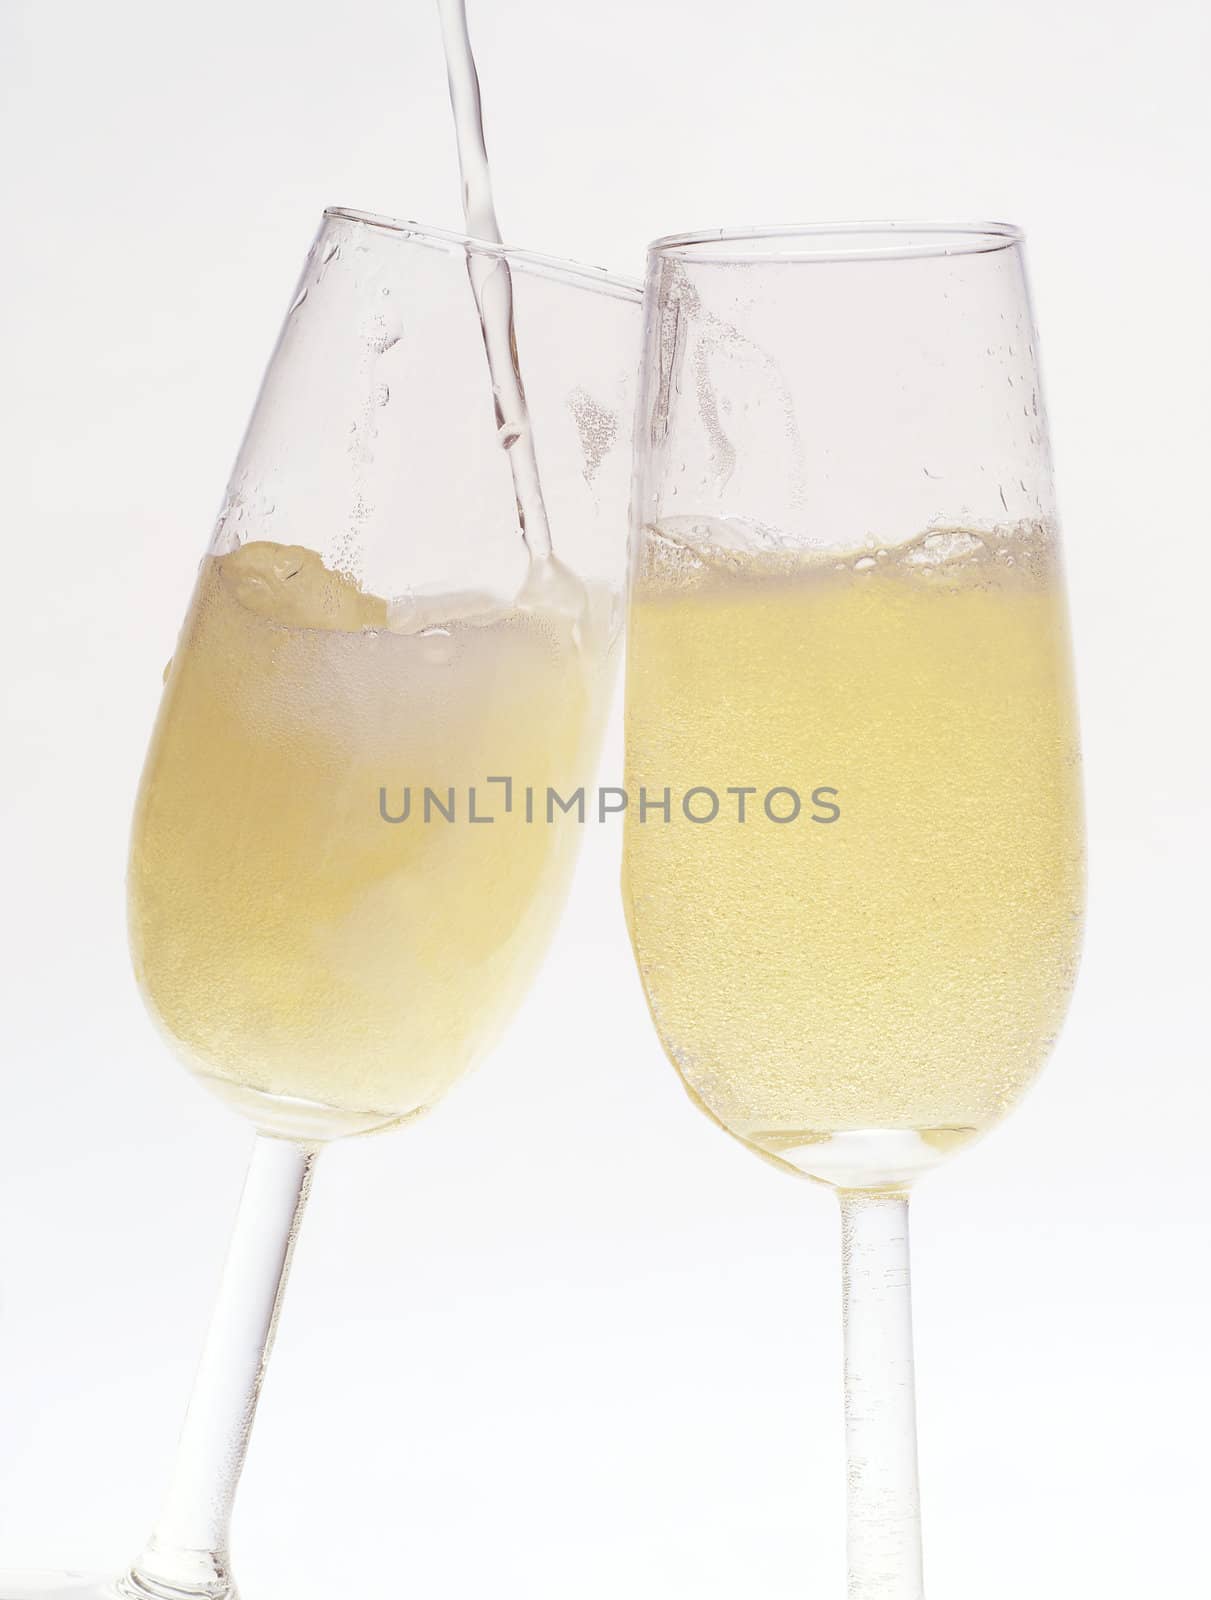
{"left": 623, "top": 222, "right": 1084, "bottom": 1598}
{"left": 0, "top": 208, "right": 638, "bottom": 1600}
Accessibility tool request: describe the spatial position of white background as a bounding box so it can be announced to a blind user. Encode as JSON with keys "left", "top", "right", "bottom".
{"left": 3, "top": 0, "right": 1209, "bottom": 1596}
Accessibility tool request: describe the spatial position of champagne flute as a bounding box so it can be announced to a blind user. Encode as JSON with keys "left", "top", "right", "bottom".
{"left": 623, "top": 222, "right": 1084, "bottom": 1598}
{"left": 1, "top": 207, "right": 638, "bottom": 1600}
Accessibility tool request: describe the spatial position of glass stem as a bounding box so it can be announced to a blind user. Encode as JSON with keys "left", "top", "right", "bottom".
{"left": 123, "top": 1135, "right": 316, "bottom": 1600}
{"left": 839, "top": 1188, "right": 925, "bottom": 1600}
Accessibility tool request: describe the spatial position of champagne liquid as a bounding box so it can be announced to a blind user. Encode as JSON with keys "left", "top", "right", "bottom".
{"left": 623, "top": 524, "right": 1084, "bottom": 1186}
{"left": 436, "top": 0, "right": 555, "bottom": 564}
{"left": 129, "top": 542, "right": 608, "bottom": 1138}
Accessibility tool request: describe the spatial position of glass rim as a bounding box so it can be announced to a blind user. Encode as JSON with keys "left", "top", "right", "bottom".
{"left": 324, "top": 207, "right": 642, "bottom": 301}
{"left": 647, "top": 220, "right": 1025, "bottom": 265}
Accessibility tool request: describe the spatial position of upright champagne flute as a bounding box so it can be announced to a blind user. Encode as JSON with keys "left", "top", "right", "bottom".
{"left": 1, "top": 208, "right": 639, "bottom": 1600}
{"left": 623, "top": 222, "right": 1084, "bottom": 1598}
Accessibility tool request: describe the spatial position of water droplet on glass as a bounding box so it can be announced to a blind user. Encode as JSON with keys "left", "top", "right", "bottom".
{"left": 368, "top": 318, "right": 403, "bottom": 355}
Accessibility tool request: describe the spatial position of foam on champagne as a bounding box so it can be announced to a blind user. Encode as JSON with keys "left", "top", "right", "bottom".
{"left": 129, "top": 541, "right": 609, "bottom": 1138}
{"left": 623, "top": 521, "right": 1084, "bottom": 1185}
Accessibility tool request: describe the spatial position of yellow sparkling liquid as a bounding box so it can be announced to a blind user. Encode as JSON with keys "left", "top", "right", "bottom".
{"left": 623, "top": 525, "right": 1084, "bottom": 1183}
{"left": 129, "top": 541, "right": 608, "bottom": 1139}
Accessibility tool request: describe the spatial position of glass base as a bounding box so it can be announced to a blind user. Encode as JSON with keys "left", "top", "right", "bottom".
{"left": 0, "top": 1576, "right": 121, "bottom": 1600}
{"left": 0, "top": 1576, "right": 234, "bottom": 1600}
